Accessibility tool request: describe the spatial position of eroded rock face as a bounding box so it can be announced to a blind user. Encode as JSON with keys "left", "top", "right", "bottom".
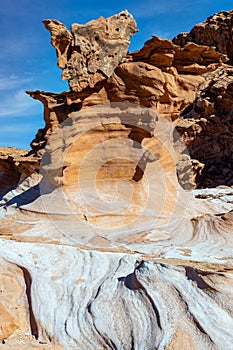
{"left": 0, "top": 147, "right": 39, "bottom": 200}
{"left": 132, "top": 35, "right": 227, "bottom": 74}
{"left": 44, "top": 11, "right": 137, "bottom": 91}
{"left": 175, "top": 65, "right": 233, "bottom": 188}
{"left": 27, "top": 28, "right": 233, "bottom": 189}
{"left": 27, "top": 16, "right": 231, "bottom": 166}
{"left": 173, "top": 10, "right": 233, "bottom": 63}
{"left": 0, "top": 303, "right": 19, "bottom": 341}
{"left": 0, "top": 243, "right": 233, "bottom": 350}
{"left": 1, "top": 9, "right": 233, "bottom": 350}
{"left": 106, "top": 62, "right": 204, "bottom": 120}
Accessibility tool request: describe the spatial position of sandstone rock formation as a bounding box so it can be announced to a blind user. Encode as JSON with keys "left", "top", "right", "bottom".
{"left": 27, "top": 19, "right": 233, "bottom": 188}
{"left": 132, "top": 35, "right": 227, "bottom": 74}
{"left": 0, "top": 147, "right": 39, "bottom": 200}
{"left": 44, "top": 11, "right": 137, "bottom": 91}
{"left": 175, "top": 65, "right": 233, "bottom": 187}
{"left": 173, "top": 10, "right": 233, "bottom": 63}
{"left": 0, "top": 9, "right": 233, "bottom": 350}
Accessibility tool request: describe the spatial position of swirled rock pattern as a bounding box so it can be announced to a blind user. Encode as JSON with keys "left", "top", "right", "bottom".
{"left": 0, "top": 9, "right": 233, "bottom": 350}
{"left": 26, "top": 10, "right": 233, "bottom": 189}
{"left": 0, "top": 241, "right": 233, "bottom": 350}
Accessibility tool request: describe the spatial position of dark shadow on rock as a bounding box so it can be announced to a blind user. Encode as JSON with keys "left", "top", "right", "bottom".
{"left": 185, "top": 267, "right": 213, "bottom": 290}
{"left": 0, "top": 173, "right": 21, "bottom": 201}
{"left": 118, "top": 272, "right": 142, "bottom": 290}
{"left": 0, "top": 179, "right": 55, "bottom": 208}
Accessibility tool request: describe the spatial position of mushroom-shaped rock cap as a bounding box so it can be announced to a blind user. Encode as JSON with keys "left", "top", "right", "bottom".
{"left": 43, "top": 10, "right": 137, "bottom": 92}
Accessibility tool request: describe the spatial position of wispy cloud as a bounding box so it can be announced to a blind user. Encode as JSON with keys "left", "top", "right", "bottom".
{"left": 0, "top": 75, "right": 32, "bottom": 90}
{"left": 0, "top": 35, "right": 35, "bottom": 60}
{"left": 0, "top": 89, "right": 40, "bottom": 117}
{"left": 0, "top": 123, "right": 36, "bottom": 133}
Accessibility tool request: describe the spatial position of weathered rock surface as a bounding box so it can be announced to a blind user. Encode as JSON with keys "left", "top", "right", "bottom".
{"left": 44, "top": 11, "right": 137, "bottom": 91}
{"left": 173, "top": 10, "right": 233, "bottom": 63}
{"left": 27, "top": 29, "right": 233, "bottom": 189}
{"left": 0, "top": 9, "right": 233, "bottom": 350}
{"left": 0, "top": 147, "right": 39, "bottom": 200}
{"left": 1, "top": 102, "right": 233, "bottom": 349}
{"left": 0, "top": 303, "right": 19, "bottom": 341}
{"left": 132, "top": 35, "right": 227, "bottom": 74}
{"left": 175, "top": 65, "right": 233, "bottom": 188}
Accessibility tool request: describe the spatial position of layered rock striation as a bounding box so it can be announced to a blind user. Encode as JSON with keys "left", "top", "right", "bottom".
{"left": 24, "top": 10, "right": 233, "bottom": 188}
{"left": 0, "top": 9, "right": 233, "bottom": 350}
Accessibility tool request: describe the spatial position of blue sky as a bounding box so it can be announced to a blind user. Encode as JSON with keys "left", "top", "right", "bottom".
{"left": 1, "top": 0, "right": 232, "bottom": 149}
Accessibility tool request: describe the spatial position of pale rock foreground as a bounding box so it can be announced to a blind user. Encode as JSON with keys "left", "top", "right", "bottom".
{"left": 0, "top": 10, "right": 233, "bottom": 350}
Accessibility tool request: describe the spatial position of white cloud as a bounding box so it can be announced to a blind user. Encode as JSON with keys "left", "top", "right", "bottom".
{"left": 0, "top": 89, "right": 40, "bottom": 117}
{"left": 0, "top": 75, "right": 32, "bottom": 90}
{"left": 0, "top": 123, "right": 36, "bottom": 133}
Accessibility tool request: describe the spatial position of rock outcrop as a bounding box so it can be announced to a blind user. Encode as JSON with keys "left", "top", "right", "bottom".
{"left": 0, "top": 147, "right": 39, "bottom": 200}
{"left": 173, "top": 10, "right": 233, "bottom": 63}
{"left": 132, "top": 35, "right": 227, "bottom": 74}
{"left": 44, "top": 11, "right": 137, "bottom": 91}
{"left": 0, "top": 303, "right": 19, "bottom": 341}
{"left": 27, "top": 11, "right": 233, "bottom": 189}
{"left": 0, "top": 9, "right": 233, "bottom": 350}
{"left": 175, "top": 65, "right": 233, "bottom": 188}
{"left": 171, "top": 10, "right": 233, "bottom": 188}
